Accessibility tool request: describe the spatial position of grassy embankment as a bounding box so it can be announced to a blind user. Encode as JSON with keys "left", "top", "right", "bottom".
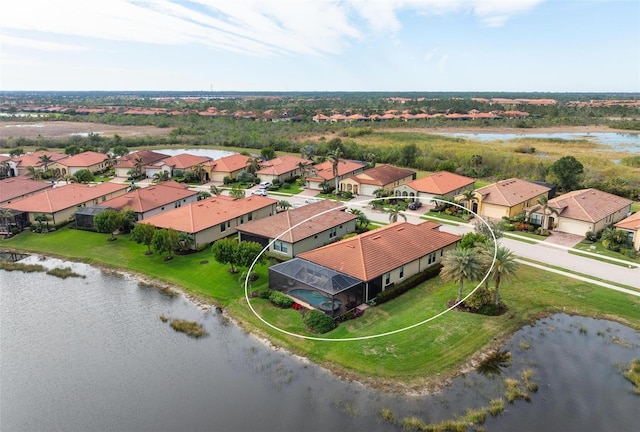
{"left": 4, "top": 226, "right": 639, "bottom": 392}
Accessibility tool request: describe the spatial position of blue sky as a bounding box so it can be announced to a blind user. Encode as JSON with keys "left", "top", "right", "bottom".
{"left": 1, "top": 0, "right": 638, "bottom": 92}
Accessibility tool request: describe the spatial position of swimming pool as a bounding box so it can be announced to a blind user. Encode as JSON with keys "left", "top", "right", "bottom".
{"left": 287, "top": 289, "right": 342, "bottom": 312}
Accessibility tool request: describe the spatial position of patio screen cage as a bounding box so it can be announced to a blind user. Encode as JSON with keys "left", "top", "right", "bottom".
{"left": 269, "top": 258, "right": 364, "bottom": 318}
{"left": 75, "top": 206, "right": 111, "bottom": 230}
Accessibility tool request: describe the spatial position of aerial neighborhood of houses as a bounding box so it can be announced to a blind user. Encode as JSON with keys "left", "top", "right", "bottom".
{"left": 1, "top": 147, "right": 637, "bottom": 318}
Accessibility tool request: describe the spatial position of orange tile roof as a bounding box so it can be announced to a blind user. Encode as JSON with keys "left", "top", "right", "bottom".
{"left": 545, "top": 189, "right": 633, "bottom": 223}
{"left": 237, "top": 200, "right": 357, "bottom": 242}
{"left": 13, "top": 151, "right": 67, "bottom": 167}
{"left": 206, "top": 153, "right": 250, "bottom": 173}
{"left": 142, "top": 195, "right": 277, "bottom": 233}
{"left": 298, "top": 221, "right": 459, "bottom": 281}
{"left": 57, "top": 151, "right": 107, "bottom": 167}
{"left": 256, "top": 155, "right": 312, "bottom": 176}
{"left": 347, "top": 164, "right": 415, "bottom": 186}
{"left": 615, "top": 211, "right": 640, "bottom": 231}
{"left": 405, "top": 171, "right": 475, "bottom": 195}
{"left": 307, "top": 160, "right": 366, "bottom": 181}
{"left": 5, "top": 183, "right": 128, "bottom": 213}
{"left": 114, "top": 150, "right": 168, "bottom": 169}
{"left": 475, "top": 178, "right": 550, "bottom": 207}
{"left": 101, "top": 182, "right": 198, "bottom": 213}
{"left": 156, "top": 153, "right": 210, "bottom": 169}
{"left": 0, "top": 177, "right": 53, "bottom": 203}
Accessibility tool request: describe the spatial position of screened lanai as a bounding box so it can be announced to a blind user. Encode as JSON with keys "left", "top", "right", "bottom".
{"left": 269, "top": 258, "right": 364, "bottom": 318}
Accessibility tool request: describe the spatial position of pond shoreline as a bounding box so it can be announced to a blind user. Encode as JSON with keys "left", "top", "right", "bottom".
{"left": 0, "top": 246, "right": 590, "bottom": 397}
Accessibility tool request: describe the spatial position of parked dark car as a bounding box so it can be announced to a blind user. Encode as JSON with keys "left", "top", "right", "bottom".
{"left": 408, "top": 200, "right": 423, "bottom": 210}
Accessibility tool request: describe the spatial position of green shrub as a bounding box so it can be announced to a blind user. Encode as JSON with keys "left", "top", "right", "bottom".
{"left": 257, "top": 287, "right": 272, "bottom": 299}
{"left": 585, "top": 231, "right": 597, "bottom": 242}
{"left": 303, "top": 309, "right": 336, "bottom": 333}
{"left": 624, "top": 248, "right": 638, "bottom": 259}
{"left": 269, "top": 290, "right": 294, "bottom": 308}
{"left": 465, "top": 286, "right": 492, "bottom": 310}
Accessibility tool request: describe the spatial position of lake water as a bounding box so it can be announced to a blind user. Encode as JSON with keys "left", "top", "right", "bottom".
{"left": 435, "top": 132, "right": 640, "bottom": 153}
{"left": 155, "top": 148, "right": 238, "bottom": 159}
{"left": 2, "top": 255, "right": 639, "bottom": 431}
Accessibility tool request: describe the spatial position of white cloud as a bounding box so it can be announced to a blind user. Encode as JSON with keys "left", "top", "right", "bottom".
{"left": 0, "top": 0, "right": 544, "bottom": 59}
{"left": 1, "top": 35, "right": 88, "bottom": 52}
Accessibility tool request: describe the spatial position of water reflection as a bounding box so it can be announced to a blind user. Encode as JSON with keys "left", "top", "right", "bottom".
{"left": 1, "top": 256, "right": 638, "bottom": 431}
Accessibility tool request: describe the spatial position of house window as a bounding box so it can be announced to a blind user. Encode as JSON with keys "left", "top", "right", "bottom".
{"left": 529, "top": 213, "right": 542, "bottom": 225}
{"left": 227, "top": 221, "right": 231, "bottom": 228}
{"left": 329, "top": 227, "right": 337, "bottom": 239}
{"left": 384, "top": 272, "right": 390, "bottom": 285}
{"left": 239, "top": 215, "right": 244, "bottom": 224}
{"left": 274, "top": 240, "right": 288, "bottom": 253}
{"left": 427, "top": 252, "right": 437, "bottom": 264}
{"left": 248, "top": 212, "right": 253, "bottom": 221}
{"left": 220, "top": 222, "right": 226, "bottom": 232}
{"left": 101, "top": 196, "right": 106, "bottom": 202}
{"left": 399, "top": 266, "right": 404, "bottom": 279}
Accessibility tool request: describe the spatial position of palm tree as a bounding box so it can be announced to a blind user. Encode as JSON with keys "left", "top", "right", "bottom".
{"left": 277, "top": 200, "right": 291, "bottom": 212}
{"left": 246, "top": 157, "right": 261, "bottom": 175}
{"left": 0, "top": 208, "right": 14, "bottom": 232}
{"left": 431, "top": 195, "right": 448, "bottom": 211}
{"left": 39, "top": 154, "right": 53, "bottom": 172}
{"left": 209, "top": 185, "right": 222, "bottom": 196}
{"left": 26, "top": 166, "right": 43, "bottom": 180}
{"left": 600, "top": 227, "right": 626, "bottom": 251}
{"left": 191, "top": 163, "right": 207, "bottom": 184}
{"left": 525, "top": 195, "right": 558, "bottom": 229}
{"left": 470, "top": 154, "right": 483, "bottom": 168}
{"left": 372, "top": 188, "right": 388, "bottom": 199}
{"left": 0, "top": 161, "right": 10, "bottom": 179}
{"left": 489, "top": 246, "right": 519, "bottom": 305}
{"left": 326, "top": 146, "right": 346, "bottom": 193}
{"left": 387, "top": 205, "right": 407, "bottom": 224}
{"left": 152, "top": 171, "right": 170, "bottom": 183}
{"left": 229, "top": 185, "right": 246, "bottom": 200}
{"left": 133, "top": 157, "right": 144, "bottom": 178}
{"left": 366, "top": 152, "right": 377, "bottom": 169}
{"left": 441, "top": 247, "right": 486, "bottom": 303}
{"left": 461, "top": 190, "right": 475, "bottom": 211}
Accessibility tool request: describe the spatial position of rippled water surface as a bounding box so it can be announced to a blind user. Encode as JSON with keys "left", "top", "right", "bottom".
{"left": 2, "top": 256, "right": 639, "bottom": 431}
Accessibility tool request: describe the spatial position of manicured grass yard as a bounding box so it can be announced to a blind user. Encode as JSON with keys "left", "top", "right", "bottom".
{"left": 4, "top": 226, "right": 639, "bottom": 389}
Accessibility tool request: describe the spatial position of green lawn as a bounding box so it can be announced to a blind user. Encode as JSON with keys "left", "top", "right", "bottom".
{"left": 4, "top": 226, "right": 639, "bottom": 389}
{"left": 573, "top": 239, "right": 639, "bottom": 265}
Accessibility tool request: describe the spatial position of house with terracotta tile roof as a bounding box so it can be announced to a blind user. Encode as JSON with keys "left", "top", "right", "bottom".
{"left": 394, "top": 171, "right": 475, "bottom": 202}
{"left": 146, "top": 153, "right": 211, "bottom": 180}
{"left": 339, "top": 164, "right": 416, "bottom": 196}
{"left": 255, "top": 155, "right": 312, "bottom": 183}
{"left": 3, "top": 182, "right": 128, "bottom": 225}
{"left": 11, "top": 151, "right": 68, "bottom": 177}
{"left": 0, "top": 177, "right": 54, "bottom": 206}
{"left": 528, "top": 188, "right": 633, "bottom": 236}
{"left": 236, "top": 200, "right": 357, "bottom": 258}
{"left": 469, "top": 178, "right": 551, "bottom": 220}
{"left": 141, "top": 195, "right": 277, "bottom": 249}
{"left": 0, "top": 155, "right": 18, "bottom": 178}
{"left": 270, "top": 221, "right": 459, "bottom": 317}
{"left": 50, "top": 151, "right": 109, "bottom": 176}
{"left": 305, "top": 160, "right": 367, "bottom": 191}
{"left": 615, "top": 211, "right": 640, "bottom": 251}
{"left": 99, "top": 181, "right": 199, "bottom": 221}
{"left": 204, "top": 153, "right": 251, "bottom": 183}
{"left": 113, "top": 150, "right": 169, "bottom": 178}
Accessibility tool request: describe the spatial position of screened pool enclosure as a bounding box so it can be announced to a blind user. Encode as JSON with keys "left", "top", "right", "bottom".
{"left": 269, "top": 258, "right": 364, "bottom": 318}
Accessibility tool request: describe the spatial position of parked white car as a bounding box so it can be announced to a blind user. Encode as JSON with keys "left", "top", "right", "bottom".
{"left": 251, "top": 189, "right": 268, "bottom": 196}
{"left": 258, "top": 181, "right": 272, "bottom": 189}
{"left": 304, "top": 197, "right": 322, "bottom": 204}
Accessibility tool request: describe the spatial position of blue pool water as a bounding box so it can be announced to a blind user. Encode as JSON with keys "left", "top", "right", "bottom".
{"left": 288, "top": 289, "right": 341, "bottom": 311}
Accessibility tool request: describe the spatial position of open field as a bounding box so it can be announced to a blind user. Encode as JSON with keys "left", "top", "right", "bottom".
{"left": 3, "top": 226, "right": 639, "bottom": 394}
{"left": 0, "top": 121, "right": 173, "bottom": 140}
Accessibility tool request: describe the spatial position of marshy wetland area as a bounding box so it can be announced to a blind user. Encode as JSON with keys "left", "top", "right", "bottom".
{"left": 1, "top": 93, "right": 640, "bottom": 431}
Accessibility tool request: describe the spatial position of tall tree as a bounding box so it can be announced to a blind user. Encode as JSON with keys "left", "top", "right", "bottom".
{"left": 94, "top": 209, "right": 124, "bottom": 241}
{"left": 229, "top": 185, "right": 246, "bottom": 200}
{"left": 326, "top": 146, "right": 346, "bottom": 193}
{"left": 152, "top": 171, "right": 170, "bottom": 183}
{"left": 550, "top": 155, "right": 584, "bottom": 191}
{"left": 525, "top": 195, "right": 558, "bottom": 229}
{"left": 246, "top": 157, "right": 261, "bottom": 175}
{"left": 387, "top": 205, "right": 407, "bottom": 224}
{"left": 191, "top": 163, "right": 207, "bottom": 184}
{"left": 131, "top": 223, "right": 156, "bottom": 254}
{"left": 38, "top": 154, "right": 53, "bottom": 172}
{"left": 488, "top": 246, "right": 519, "bottom": 305}
{"left": 441, "top": 247, "right": 485, "bottom": 303}
{"left": 211, "top": 238, "right": 240, "bottom": 273}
